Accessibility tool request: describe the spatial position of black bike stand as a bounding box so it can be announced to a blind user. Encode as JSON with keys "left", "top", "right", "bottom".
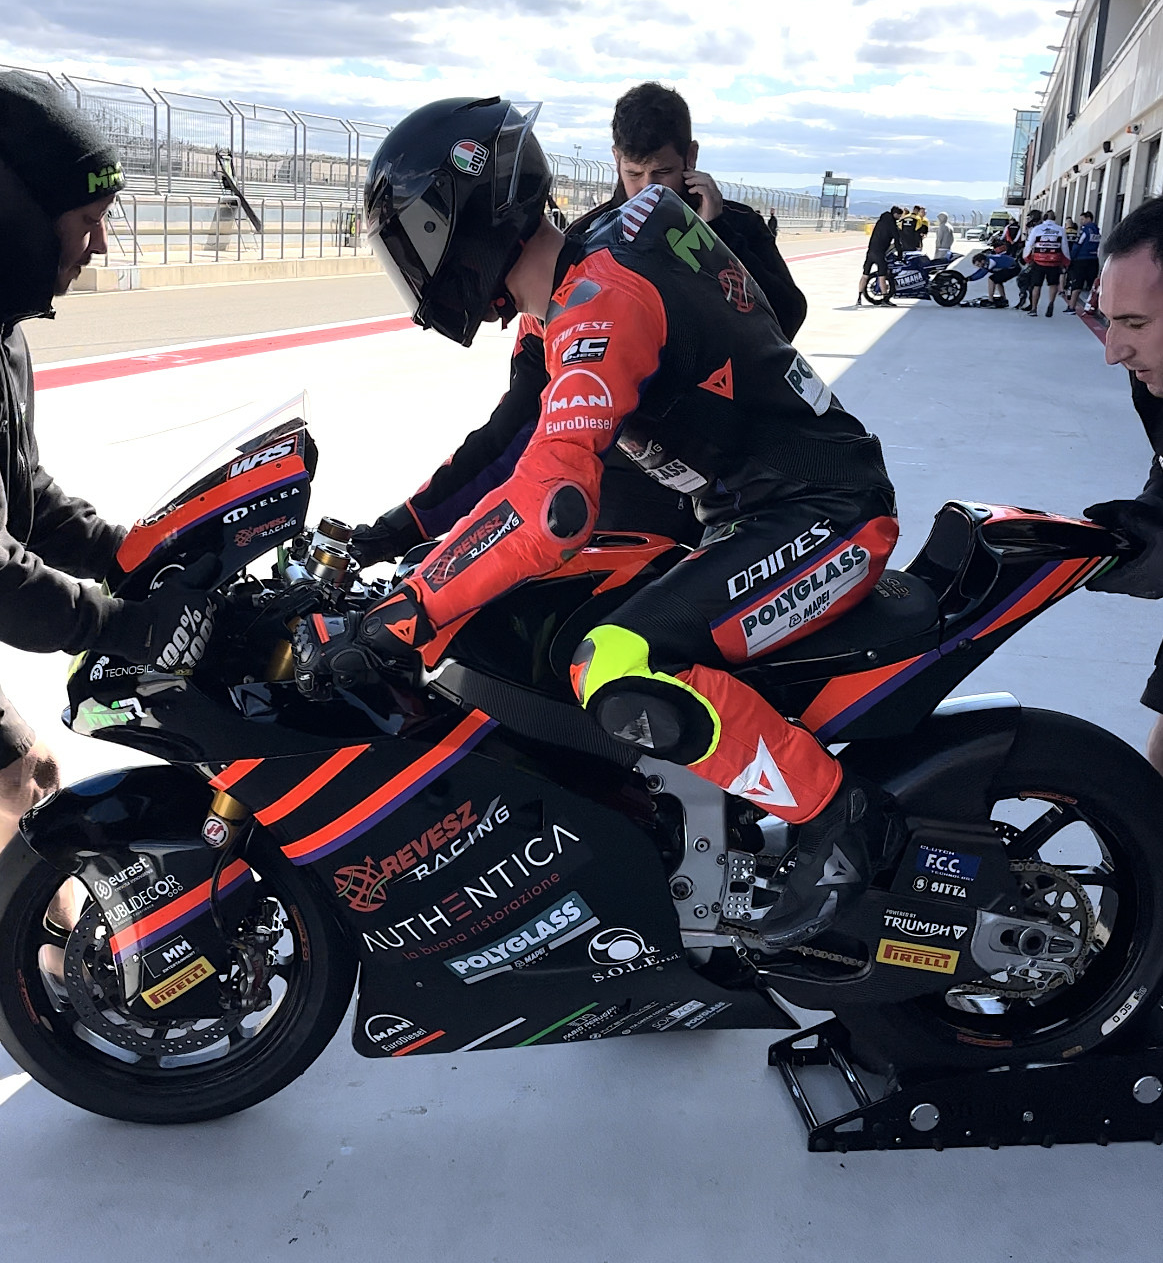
{"left": 769, "top": 1018, "right": 1163, "bottom": 1151}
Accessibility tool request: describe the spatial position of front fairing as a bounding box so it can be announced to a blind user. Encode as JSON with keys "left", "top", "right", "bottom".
{"left": 67, "top": 397, "right": 316, "bottom": 752}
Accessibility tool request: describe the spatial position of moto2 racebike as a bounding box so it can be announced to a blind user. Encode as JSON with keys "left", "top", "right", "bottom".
{"left": 2, "top": 398, "right": 1162, "bottom": 1124}
{"left": 863, "top": 251, "right": 967, "bottom": 307}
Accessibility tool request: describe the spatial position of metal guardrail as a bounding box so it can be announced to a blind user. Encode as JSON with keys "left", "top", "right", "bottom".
{"left": 3, "top": 61, "right": 823, "bottom": 230}
{"left": 103, "top": 194, "right": 367, "bottom": 264}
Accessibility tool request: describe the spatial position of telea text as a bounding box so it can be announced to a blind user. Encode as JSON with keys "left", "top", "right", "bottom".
{"left": 362, "top": 824, "right": 582, "bottom": 953}
{"left": 727, "top": 521, "right": 832, "bottom": 599}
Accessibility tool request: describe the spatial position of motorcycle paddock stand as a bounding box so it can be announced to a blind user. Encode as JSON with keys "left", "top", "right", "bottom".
{"left": 768, "top": 1017, "right": 1163, "bottom": 1152}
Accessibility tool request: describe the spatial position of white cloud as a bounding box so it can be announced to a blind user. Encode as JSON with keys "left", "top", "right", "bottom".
{"left": 0, "top": 0, "right": 1066, "bottom": 195}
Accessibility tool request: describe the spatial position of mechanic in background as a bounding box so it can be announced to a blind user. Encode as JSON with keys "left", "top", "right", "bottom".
{"left": 1083, "top": 196, "right": 1163, "bottom": 774}
{"left": 856, "top": 206, "right": 903, "bottom": 307}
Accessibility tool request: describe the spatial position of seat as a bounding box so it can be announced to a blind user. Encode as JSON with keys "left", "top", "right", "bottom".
{"left": 741, "top": 569, "right": 940, "bottom": 686}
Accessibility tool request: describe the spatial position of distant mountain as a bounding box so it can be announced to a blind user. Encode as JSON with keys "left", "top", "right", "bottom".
{"left": 787, "top": 185, "right": 1007, "bottom": 221}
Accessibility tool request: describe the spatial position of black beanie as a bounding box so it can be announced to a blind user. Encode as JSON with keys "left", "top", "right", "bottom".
{"left": 0, "top": 71, "right": 124, "bottom": 219}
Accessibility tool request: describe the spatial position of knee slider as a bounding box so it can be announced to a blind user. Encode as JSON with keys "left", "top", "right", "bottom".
{"left": 570, "top": 626, "right": 716, "bottom": 764}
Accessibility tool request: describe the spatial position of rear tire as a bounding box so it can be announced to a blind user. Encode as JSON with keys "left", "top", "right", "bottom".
{"left": 0, "top": 833, "right": 357, "bottom": 1123}
{"left": 929, "top": 271, "right": 967, "bottom": 306}
{"left": 840, "top": 710, "right": 1163, "bottom": 1073}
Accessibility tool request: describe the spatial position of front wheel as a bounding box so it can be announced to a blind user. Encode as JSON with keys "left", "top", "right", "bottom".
{"left": 841, "top": 710, "right": 1163, "bottom": 1073}
{"left": 863, "top": 273, "right": 896, "bottom": 305}
{"left": 929, "top": 270, "right": 967, "bottom": 306}
{"left": 0, "top": 832, "right": 357, "bottom": 1123}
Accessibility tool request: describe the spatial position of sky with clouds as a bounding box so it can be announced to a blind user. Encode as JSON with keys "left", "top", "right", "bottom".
{"left": 0, "top": 1, "right": 1066, "bottom": 198}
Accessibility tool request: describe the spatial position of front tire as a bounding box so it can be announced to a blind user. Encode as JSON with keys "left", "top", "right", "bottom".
{"left": 841, "top": 710, "right": 1163, "bottom": 1073}
{"left": 863, "top": 274, "right": 896, "bottom": 305}
{"left": 0, "top": 832, "right": 357, "bottom": 1123}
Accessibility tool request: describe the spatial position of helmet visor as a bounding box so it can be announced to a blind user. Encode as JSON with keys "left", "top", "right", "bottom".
{"left": 493, "top": 101, "right": 542, "bottom": 215}
{"left": 369, "top": 177, "right": 454, "bottom": 319}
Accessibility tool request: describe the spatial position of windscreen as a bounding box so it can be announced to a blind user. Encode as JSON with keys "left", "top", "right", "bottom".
{"left": 142, "top": 394, "right": 311, "bottom": 521}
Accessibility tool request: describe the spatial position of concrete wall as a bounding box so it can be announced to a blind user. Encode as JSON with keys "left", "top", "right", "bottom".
{"left": 1029, "top": 0, "right": 1163, "bottom": 234}
{"left": 74, "top": 253, "right": 382, "bottom": 292}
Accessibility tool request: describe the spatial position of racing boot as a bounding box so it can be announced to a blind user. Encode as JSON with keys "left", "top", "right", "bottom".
{"left": 748, "top": 773, "right": 895, "bottom": 951}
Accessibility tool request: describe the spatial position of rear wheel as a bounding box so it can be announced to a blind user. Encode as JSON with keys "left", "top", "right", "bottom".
{"left": 863, "top": 274, "right": 896, "bottom": 304}
{"left": 841, "top": 710, "right": 1163, "bottom": 1073}
{"left": 0, "top": 833, "right": 357, "bottom": 1123}
{"left": 929, "top": 270, "right": 967, "bottom": 306}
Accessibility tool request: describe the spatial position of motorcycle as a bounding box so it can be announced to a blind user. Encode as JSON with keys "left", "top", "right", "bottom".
{"left": 863, "top": 250, "right": 967, "bottom": 307}
{"left": 3, "top": 397, "right": 1163, "bottom": 1125}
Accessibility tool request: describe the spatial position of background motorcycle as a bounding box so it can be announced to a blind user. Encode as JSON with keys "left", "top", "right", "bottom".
{"left": 864, "top": 250, "right": 968, "bottom": 307}
{"left": 2, "top": 401, "right": 1162, "bottom": 1125}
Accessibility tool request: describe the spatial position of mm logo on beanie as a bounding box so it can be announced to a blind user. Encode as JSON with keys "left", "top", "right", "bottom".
{"left": 88, "top": 161, "right": 124, "bottom": 195}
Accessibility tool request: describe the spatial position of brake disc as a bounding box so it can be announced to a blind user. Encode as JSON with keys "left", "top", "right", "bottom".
{"left": 61, "top": 904, "right": 242, "bottom": 1057}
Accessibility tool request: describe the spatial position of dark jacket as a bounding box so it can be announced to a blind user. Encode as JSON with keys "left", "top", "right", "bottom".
{"left": 1132, "top": 375, "right": 1163, "bottom": 510}
{"left": 868, "top": 210, "right": 903, "bottom": 257}
{"left": 0, "top": 157, "right": 126, "bottom": 652}
{"left": 396, "top": 188, "right": 810, "bottom": 552}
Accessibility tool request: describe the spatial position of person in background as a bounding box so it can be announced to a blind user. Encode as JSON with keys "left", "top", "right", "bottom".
{"left": 856, "top": 205, "right": 904, "bottom": 307}
{"left": 1023, "top": 208, "right": 1068, "bottom": 317}
{"left": 1080, "top": 197, "right": 1163, "bottom": 774}
{"left": 767, "top": 208, "right": 779, "bottom": 239}
{"left": 916, "top": 206, "right": 929, "bottom": 252}
{"left": 967, "top": 249, "right": 1021, "bottom": 306}
{"left": 1015, "top": 209, "right": 1042, "bottom": 310}
{"left": 1064, "top": 209, "right": 1102, "bottom": 315}
{"left": 897, "top": 205, "right": 921, "bottom": 252}
{"left": 932, "top": 211, "right": 953, "bottom": 261}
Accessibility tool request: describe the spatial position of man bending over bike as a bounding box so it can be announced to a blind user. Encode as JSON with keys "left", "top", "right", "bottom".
{"left": 295, "top": 98, "right": 901, "bottom": 951}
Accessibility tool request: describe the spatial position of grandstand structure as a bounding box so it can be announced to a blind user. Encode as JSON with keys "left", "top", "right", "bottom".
{"left": 3, "top": 65, "right": 823, "bottom": 265}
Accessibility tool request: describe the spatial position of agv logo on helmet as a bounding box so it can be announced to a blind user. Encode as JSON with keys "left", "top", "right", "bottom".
{"left": 451, "top": 140, "right": 489, "bottom": 176}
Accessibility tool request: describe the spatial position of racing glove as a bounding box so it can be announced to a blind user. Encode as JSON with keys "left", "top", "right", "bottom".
{"left": 1084, "top": 499, "right": 1163, "bottom": 598}
{"left": 96, "top": 555, "right": 218, "bottom": 670}
{"left": 290, "top": 589, "right": 433, "bottom": 700}
{"left": 349, "top": 504, "right": 426, "bottom": 568}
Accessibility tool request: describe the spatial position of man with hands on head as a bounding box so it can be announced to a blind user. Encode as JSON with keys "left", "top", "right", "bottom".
{"left": 1082, "top": 196, "right": 1163, "bottom": 772}
{"left": 0, "top": 72, "right": 216, "bottom": 850}
{"left": 352, "top": 81, "right": 808, "bottom": 570}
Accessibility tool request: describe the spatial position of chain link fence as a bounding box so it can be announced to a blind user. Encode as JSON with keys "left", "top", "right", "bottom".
{"left": 4, "top": 63, "right": 827, "bottom": 263}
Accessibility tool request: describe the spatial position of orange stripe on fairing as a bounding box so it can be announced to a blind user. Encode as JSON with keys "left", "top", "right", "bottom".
{"left": 108, "top": 858, "right": 251, "bottom": 956}
{"left": 391, "top": 1029, "right": 446, "bottom": 1056}
{"left": 256, "top": 745, "right": 370, "bottom": 826}
{"left": 281, "top": 711, "right": 494, "bottom": 861}
{"left": 971, "top": 558, "right": 1093, "bottom": 640}
{"left": 116, "top": 457, "right": 307, "bottom": 572}
{"left": 801, "top": 653, "right": 924, "bottom": 734}
{"left": 800, "top": 558, "right": 1101, "bottom": 736}
{"left": 209, "top": 758, "right": 263, "bottom": 791}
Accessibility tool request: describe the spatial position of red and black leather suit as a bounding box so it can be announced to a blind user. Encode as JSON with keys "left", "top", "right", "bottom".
{"left": 377, "top": 196, "right": 808, "bottom": 553}
{"left": 371, "top": 187, "right": 897, "bottom": 823}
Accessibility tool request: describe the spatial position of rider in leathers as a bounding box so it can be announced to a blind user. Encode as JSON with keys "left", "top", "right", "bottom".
{"left": 297, "top": 99, "right": 899, "bottom": 950}
{"left": 352, "top": 151, "right": 808, "bottom": 564}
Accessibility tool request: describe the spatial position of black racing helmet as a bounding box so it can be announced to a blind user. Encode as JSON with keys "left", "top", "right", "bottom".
{"left": 365, "top": 96, "right": 551, "bottom": 346}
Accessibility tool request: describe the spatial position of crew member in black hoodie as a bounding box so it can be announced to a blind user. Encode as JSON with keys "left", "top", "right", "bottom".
{"left": 352, "top": 82, "right": 809, "bottom": 565}
{"left": 1081, "top": 196, "right": 1163, "bottom": 772}
{"left": 0, "top": 72, "right": 215, "bottom": 848}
